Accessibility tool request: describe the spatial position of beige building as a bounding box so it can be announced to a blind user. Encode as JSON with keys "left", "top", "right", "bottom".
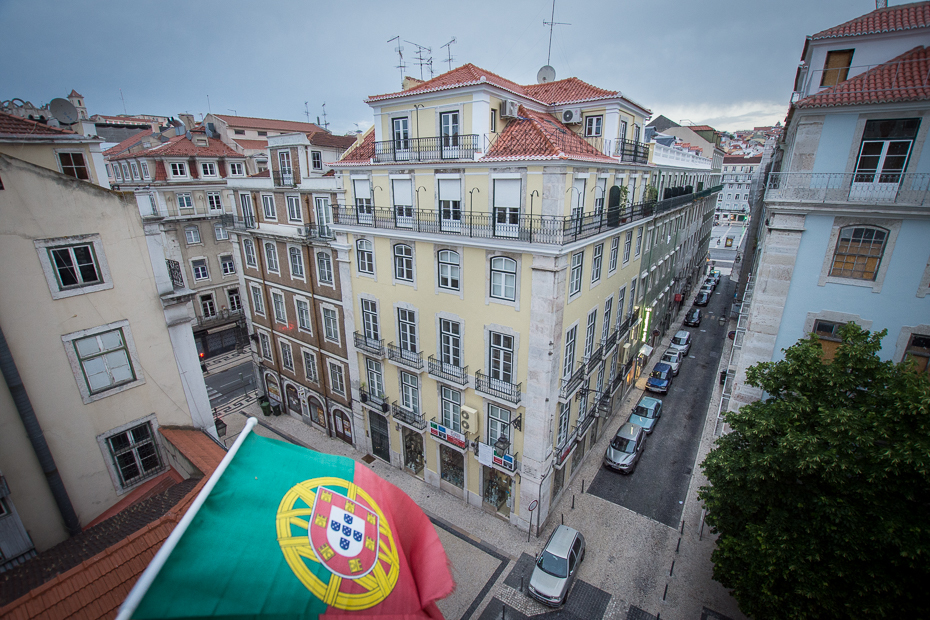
{"left": 0, "top": 113, "right": 214, "bottom": 565}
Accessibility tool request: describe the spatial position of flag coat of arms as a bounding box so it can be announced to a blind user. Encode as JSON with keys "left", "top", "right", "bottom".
{"left": 119, "top": 418, "right": 454, "bottom": 619}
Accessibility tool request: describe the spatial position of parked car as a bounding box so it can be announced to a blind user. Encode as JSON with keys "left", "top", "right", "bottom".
{"left": 646, "top": 362, "right": 673, "bottom": 394}
{"left": 604, "top": 422, "right": 647, "bottom": 473}
{"left": 703, "top": 277, "right": 716, "bottom": 291}
{"left": 699, "top": 283, "right": 714, "bottom": 296}
{"left": 684, "top": 308, "right": 702, "bottom": 327}
{"left": 709, "top": 269, "right": 721, "bottom": 285}
{"left": 528, "top": 525, "right": 586, "bottom": 606}
{"left": 660, "top": 349, "right": 683, "bottom": 376}
{"left": 694, "top": 292, "right": 710, "bottom": 306}
{"left": 629, "top": 396, "right": 663, "bottom": 433}
{"left": 669, "top": 330, "right": 692, "bottom": 356}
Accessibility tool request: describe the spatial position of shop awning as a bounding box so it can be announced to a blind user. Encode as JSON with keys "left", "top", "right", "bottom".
{"left": 639, "top": 344, "right": 654, "bottom": 357}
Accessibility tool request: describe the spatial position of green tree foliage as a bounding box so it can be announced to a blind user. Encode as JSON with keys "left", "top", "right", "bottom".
{"left": 699, "top": 324, "right": 930, "bottom": 618}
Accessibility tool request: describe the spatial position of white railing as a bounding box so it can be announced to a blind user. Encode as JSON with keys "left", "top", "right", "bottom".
{"left": 766, "top": 172, "right": 929, "bottom": 206}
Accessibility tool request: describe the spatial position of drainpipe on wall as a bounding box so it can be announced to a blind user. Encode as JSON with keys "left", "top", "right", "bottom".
{"left": 0, "top": 323, "right": 81, "bottom": 536}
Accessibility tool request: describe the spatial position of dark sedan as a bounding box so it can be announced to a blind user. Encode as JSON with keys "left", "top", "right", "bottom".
{"left": 684, "top": 308, "right": 702, "bottom": 326}
{"left": 694, "top": 292, "right": 710, "bottom": 306}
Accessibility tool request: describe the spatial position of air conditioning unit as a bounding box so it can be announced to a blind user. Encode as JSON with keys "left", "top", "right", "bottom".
{"left": 500, "top": 100, "right": 519, "bottom": 118}
{"left": 561, "top": 108, "right": 583, "bottom": 124}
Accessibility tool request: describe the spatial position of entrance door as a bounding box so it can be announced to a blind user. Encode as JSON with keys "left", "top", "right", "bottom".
{"left": 369, "top": 411, "right": 390, "bottom": 462}
{"left": 333, "top": 409, "right": 352, "bottom": 444}
{"left": 850, "top": 139, "right": 912, "bottom": 202}
{"left": 285, "top": 384, "right": 301, "bottom": 415}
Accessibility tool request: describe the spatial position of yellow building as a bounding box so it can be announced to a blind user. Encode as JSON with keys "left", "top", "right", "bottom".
{"left": 330, "top": 64, "right": 716, "bottom": 532}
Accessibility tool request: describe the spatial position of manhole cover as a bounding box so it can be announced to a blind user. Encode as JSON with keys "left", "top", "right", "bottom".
{"left": 361, "top": 454, "right": 376, "bottom": 464}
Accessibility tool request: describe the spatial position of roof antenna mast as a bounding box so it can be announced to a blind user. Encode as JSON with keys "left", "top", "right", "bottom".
{"left": 404, "top": 39, "right": 433, "bottom": 80}
{"left": 304, "top": 101, "right": 310, "bottom": 123}
{"left": 320, "top": 103, "right": 330, "bottom": 132}
{"left": 388, "top": 36, "right": 406, "bottom": 88}
{"left": 543, "top": 0, "right": 570, "bottom": 66}
{"left": 441, "top": 37, "right": 457, "bottom": 72}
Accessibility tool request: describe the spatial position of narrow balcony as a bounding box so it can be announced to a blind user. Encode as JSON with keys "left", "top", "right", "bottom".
{"left": 586, "top": 346, "right": 603, "bottom": 374}
{"left": 427, "top": 355, "right": 469, "bottom": 385}
{"left": 602, "top": 330, "right": 618, "bottom": 353}
{"left": 354, "top": 332, "right": 384, "bottom": 356}
{"left": 560, "top": 362, "right": 586, "bottom": 399}
{"left": 195, "top": 308, "right": 243, "bottom": 329}
{"left": 392, "top": 402, "right": 427, "bottom": 430}
{"left": 387, "top": 343, "right": 424, "bottom": 369}
{"left": 220, "top": 214, "right": 256, "bottom": 231}
{"left": 615, "top": 139, "right": 650, "bottom": 165}
{"left": 302, "top": 223, "right": 334, "bottom": 240}
{"left": 165, "top": 259, "right": 185, "bottom": 290}
{"left": 373, "top": 135, "right": 479, "bottom": 163}
{"left": 273, "top": 170, "right": 298, "bottom": 187}
{"left": 475, "top": 370, "right": 521, "bottom": 404}
{"left": 360, "top": 389, "right": 390, "bottom": 413}
{"left": 765, "top": 172, "right": 929, "bottom": 206}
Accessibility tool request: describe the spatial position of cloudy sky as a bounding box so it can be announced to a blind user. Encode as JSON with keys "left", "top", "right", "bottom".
{"left": 0, "top": 0, "right": 890, "bottom": 134}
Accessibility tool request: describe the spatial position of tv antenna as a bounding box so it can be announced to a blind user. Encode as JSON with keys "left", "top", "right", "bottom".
{"left": 320, "top": 102, "right": 330, "bottom": 131}
{"left": 404, "top": 39, "right": 433, "bottom": 80}
{"left": 388, "top": 36, "right": 406, "bottom": 86}
{"left": 119, "top": 88, "right": 128, "bottom": 114}
{"left": 304, "top": 101, "right": 310, "bottom": 123}
{"left": 440, "top": 37, "right": 456, "bottom": 71}
{"left": 543, "top": 0, "right": 570, "bottom": 66}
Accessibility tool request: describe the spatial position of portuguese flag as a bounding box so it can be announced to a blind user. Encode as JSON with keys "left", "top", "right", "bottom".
{"left": 118, "top": 418, "right": 454, "bottom": 619}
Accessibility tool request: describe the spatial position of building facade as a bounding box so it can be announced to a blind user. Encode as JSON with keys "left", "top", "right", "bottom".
{"left": 717, "top": 155, "right": 761, "bottom": 218}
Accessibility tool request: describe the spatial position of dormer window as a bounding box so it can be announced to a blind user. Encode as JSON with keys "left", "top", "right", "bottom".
{"left": 234, "top": 129, "right": 245, "bottom": 135}
{"left": 170, "top": 162, "right": 187, "bottom": 177}
{"left": 194, "top": 137, "right": 209, "bottom": 147}
{"left": 821, "top": 49, "right": 854, "bottom": 88}
{"left": 229, "top": 162, "right": 244, "bottom": 176}
{"left": 258, "top": 131, "right": 268, "bottom": 136}
{"left": 584, "top": 116, "right": 603, "bottom": 138}
{"left": 201, "top": 162, "right": 217, "bottom": 177}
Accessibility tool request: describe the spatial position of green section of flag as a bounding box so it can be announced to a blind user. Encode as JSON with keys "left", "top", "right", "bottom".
{"left": 133, "top": 433, "right": 356, "bottom": 619}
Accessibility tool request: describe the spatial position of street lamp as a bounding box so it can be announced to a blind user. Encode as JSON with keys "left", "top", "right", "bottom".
{"left": 494, "top": 435, "right": 510, "bottom": 454}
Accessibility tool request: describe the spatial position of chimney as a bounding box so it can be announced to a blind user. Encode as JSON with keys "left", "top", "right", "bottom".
{"left": 876, "top": 0, "right": 886, "bottom": 8}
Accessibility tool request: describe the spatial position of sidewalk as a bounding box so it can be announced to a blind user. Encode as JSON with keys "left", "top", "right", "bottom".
{"left": 211, "top": 294, "right": 745, "bottom": 620}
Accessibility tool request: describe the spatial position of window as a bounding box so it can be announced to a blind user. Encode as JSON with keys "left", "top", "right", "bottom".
{"left": 813, "top": 319, "right": 845, "bottom": 359}
{"left": 228, "top": 288, "right": 241, "bottom": 312}
{"left": 489, "top": 332, "right": 514, "bottom": 384}
{"left": 853, "top": 118, "right": 920, "bottom": 189}
{"left": 441, "top": 387, "right": 461, "bottom": 433}
{"left": 113, "top": 163, "right": 122, "bottom": 180}
{"left": 272, "top": 292, "right": 287, "bottom": 323}
{"left": 440, "top": 111, "right": 459, "bottom": 147}
{"left": 259, "top": 332, "right": 272, "bottom": 360}
{"left": 591, "top": 244, "right": 603, "bottom": 283}
{"left": 214, "top": 223, "right": 228, "bottom": 241}
{"left": 623, "top": 230, "right": 632, "bottom": 263}
{"left": 584, "top": 310, "right": 597, "bottom": 358}
{"left": 490, "top": 109, "right": 497, "bottom": 133}
{"left": 569, "top": 252, "right": 583, "bottom": 296}
{"left": 820, "top": 49, "right": 854, "bottom": 87}
{"left": 58, "top": 152, "right": 89, "bottom": 180}
{"left": 330, "top": 362, "right": 346, "bottom": 395}
{"left": 315, "top": 197, "right": 333, "bottom": 237}
{"left": 105, "top": 422, "right": 163, "bottom": 488}
{"left": 493, "top": 178, "right": 520, "bottom": 238}
{"left": 366, "top": 358, "right": 384, "bottom": 396}
{"left": 438, "top": 179, "right": 462, "bottom": 232}
{"left": 121, "top": 163, "right": 130, "bottom": 180}
{"left": 262, "top": 195, "right": 276, "bottom": 220}
{"left": 829, "top": 226, "right": 887, "bottom": 281}
{"left": 201, "top": 162, "right": 217, "bottom": 177}
{"left": 438, "top": 249, "right": 460, "bottom": 290}
{"left": 286, "top": 195, "right": 301, "bottom": 222}
{"left": 397, "top": 308, "right": 418, "bottom": 353}
{"left": 557, "top": 402, "right": 570, "bottom": 446}
{"left": 304, "top": 351, "right": 319, "bottom": 383}
{"left": 904, "top": 334, "right": 930, "bottom": 375}
{"left": 619, "top": 120, "right": 628, "bottom": 142}
{"left": 356, "top": 239, "right": 374, "bottom": 275}
{"left": 177, "top": 193, "right": 194, "bottom": 210}
{"left": 243, "top": 239, "right": 257, "bottom": 267}
{"left": 488, "top": 404, "right": 511, "bottom": 447}
{"left": 361, "top": 299, "right": 380, "bottom": 340}
{"left": 394, "top": 244, "right": 414, "bottom": 282}
{"left": 64, "top": 323, "right": 140, "bottom": 400}
{"left": 296, "top": 299, "right": 311, "bottom": 331}
{"left": 258, "top": 131, "right": 268, "bottom": 137}
{"left": 265, "top": 242, "right": 279, "bottom": 273}
{"left": 239, "top": 192, "right": 255, "bottom": 225}
{"left": 392, "top": 178, "right": 413, "bottom": 227}
{"left": 608, "top": 237, "right": 620, "bottom": 273}
{"left": 317, "top": 252, "right": 334, "bottom": 284}
{"left": 234, "top": 129, "right": 245, "bottom": 135}
{"left": 278, "top": 150, "right": 293, "bottom": 180}
{"left": 312, "top": 151, "right": 323, "bottom": 170}
{"left": 229, "top": 162, "right": 244, "bottom": 176}
{"left": 440, "top": 319, "right": 462, "bottom": 367}
{"left": 207, "top": 192, "right": 223, "bottom": 212}
{"left": 191, "top": 258, "right": 209, "bottom": 280}
{"left": 323, "top": 307, "right": 340, "bottom": 342}
{"left": 563, "top": 325, "right": 577, "bottom": 377}
{"left": 130, "top": 162, "right": 140, "bottom": 180}
{"left": 490, "top": 256, "right": 516, "bottom": 301}
{"left": 45, "top": 242, "right": 102, "bottom": 291}
{"left": 220, "top": 254, "right": 235, "bottom": 275}
{"left": 400, "top": 371, "right": 419, "bottom": 413}
{"left": 170, "top": 162, "right": 187, "bottom": 177}
{"left": 250, "top": 285, "right": 264, "bottom": 315}
{"left": 281, "top": 342, "right": 294, "bottom": 371}
{"left": 141, "top": 161, "right": 150, "bottom": 179}
{"left": 602, "top": 298, "right": 613, "bottom": 341}
{"left": 200, "top": 294, "right": 217, "bottom": 318}
{"left": 354, "top": 179, "right": 374, "bottom": 223}
{"left": 584, "top": 115, "right": 603, "bottom": 137}
{"left": 392, "top": 118, "right": 409, "bottom": 150}
{"left": 289, "top": 247, "right": 305, "bottom": 278}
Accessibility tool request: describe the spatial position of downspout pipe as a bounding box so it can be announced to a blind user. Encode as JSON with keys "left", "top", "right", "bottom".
{"left": 0, "top": 323, "right": 81, "bottom": 536}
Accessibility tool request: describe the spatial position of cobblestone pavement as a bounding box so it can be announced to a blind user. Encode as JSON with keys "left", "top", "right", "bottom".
{"left": 208, "top": 273, "right": 746, "bottom": 620}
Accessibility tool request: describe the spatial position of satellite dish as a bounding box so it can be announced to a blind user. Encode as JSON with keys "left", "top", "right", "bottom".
{"left": 537, "top": 65, "right": 556, "bottom": 84}
{"left": 49, "top": 98, "right": 79, "bottom": 125}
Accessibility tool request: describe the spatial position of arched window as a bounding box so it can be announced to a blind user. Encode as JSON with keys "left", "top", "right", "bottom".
{"left": 394, "top": 244, "right": 413, "bottom": 281}
{"left": 830, "top": 226, "right": 887, "bottom": 281}
{"left": 437, "top": 250, "right": 460, "bottom": 290}
{"left": 356, "top": 239, "right": 374, "bottom": 274}
{"left": 490, "top": 256, "right": 516, "bottom": 301}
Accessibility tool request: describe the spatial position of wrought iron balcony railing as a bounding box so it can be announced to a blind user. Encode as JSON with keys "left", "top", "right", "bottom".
{"left": 765, "top": 172, "right": 929, "bottom": 206}
{"left": 195, "top": 308, "right": 243, "bottom": 329}
{"left": 602, "top": 330, "right": 618, "bottom": 353}
{"left": 273, "top": 170, "right": 297, "bottom": 187}
{"left": 387, "top": 343, "right": 424, "bottom": 369}
{"left": 354, "top": 332, "right": 384, "bottom": 356}
{"left": 427, "top": 355, "right": 469, "bottom": 385}
{"left": 374, "top": 135, "right": 479, "bottom": 163}
{"left": 392, "top": 402, "right": 427, "bottom": 430}
{"left": 586, "top": 345, "right": 603, "bottom": 374}
{"left": 166, "top": 259, "right": 185, "bottom": 289}
{"left": 303, "top": 223, "right": 334, "bottom": 240}
{"left": 475, "top": 371, "right": 521, "bottom": 404}
{"left": 560, "top": 362, "right": 586, "bottom": 399}
{"left": 360, "top": 389, "right": 390, "bottom": 412}
{"left": 615, "top": 139, "right": 650, "bottom": 164}
{"left": 220, "top": 214, "right": 257, "bottom": 230}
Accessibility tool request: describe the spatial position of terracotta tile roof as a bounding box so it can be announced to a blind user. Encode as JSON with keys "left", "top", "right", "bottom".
{"left": 109, "top": 134, "right": 242, "bottom": 160}
{"left": 233, "top": 138, "right": 268, "bottom": 151}
{"left": 249, "top": 169, "right": 270, "bottom": 178}
{"left": 523, "top": 77, "right": 619, "bottom": 104}
{"left": 103, "top": 129, "right": 154, "bottom": 157}
{"left": 214, "top": 114, "right": 324, "bottom": 134}
{"left": 307, "top": 131, "right": 358, "bottom": 150}
{"left": 367, "top": 63, "right": 529, "bottom": 102}
{"left": 481, "top": 106, "right": 615, "bottom": 163}
{"left": 334, "top": 128, "right": 375, "bottom": 164}
{"left": 68, "top": 90, "right": 83, "bottom": 98}
{"left": 811, "top": 1, "right": 930, "bottom": 39}
{"left": 687, "top": 125, "right": 717, "bottom": 132}
{"left": 0, "top": 429, "right": 225, "bottom": 620}
{"left": 796, "top": 45, "right": 930, "bottom": 108}
{"left": 0, "top": 111, "right": 75, "bottom": 136}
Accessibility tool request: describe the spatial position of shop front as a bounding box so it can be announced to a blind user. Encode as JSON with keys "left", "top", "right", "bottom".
{"left": 264, "top": 372, "right": 281, "bottom": 406}
{"left": 369, "top": 410, "right": 390, "bottom": 462}
{"left": 308, "top": 396, "right": 327, "bottom": 430}
{"left": 438, "top": 445, "right": 465, "bottom": 497}
{"left": 482, "top": 467, "right": 512, "bottom": 517}
{"left": 285, "top": 383, "right": 301, "bottom": 416}
{"left": 333, "top": 408, "right": 353, "bottom": 444}
{"left": 402, "top": 428, "right": 424, "bottom": 477}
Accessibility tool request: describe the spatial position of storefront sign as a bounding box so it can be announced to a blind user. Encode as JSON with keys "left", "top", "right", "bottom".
{"left": 429, "top": 420, "right": 467, "bottom": 449}
{"left": 477, "top": 442, "right": 516, "bottom": 471}
{"left": 265, "top": 373, "right": 281, "bottom": 404}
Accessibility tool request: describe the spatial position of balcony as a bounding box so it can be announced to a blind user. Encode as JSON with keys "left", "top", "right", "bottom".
{"left": 602, "top": 330, "right": 618, "bottom": 353}
{"left": 196, "top": 308, "right": 244, "bottom": 329}
{"left": 615, "top": 139, "right": 650, "bottom": 165}
{"left": 354, "top": 332, "right": 384, "bottom": 356}
{"left": 765, "top": 172, "right": 929, "bottom": 206}
{"left": 220, "top": 214, "right": 256, "bottom": 231}
{"left": 302, "top": 223, "right": 334, "bottom": 240}
{"left": 165, "top": 259, "right": 185, "bottom": 289}
{"left": 360, "top": 389, "right": 389, "bottom": 413}
{"left": 374, "top": 135, "right": 479, "bottom": 163}
{"left": 387, "top": 343, "right": 424, "bottom": 370}
{"left": 586, "top": 346, "right": 603, "bottom": 374}
{"left": 427, "top": 355, "right": 469, "bottom": 385}
{"left": 392, "top": 402, "right": 427, "bottom": 430}
{"left": 475, "top": 371, "right": 521, "bottom": 404}
{"left": 273, "top": 170, "right": 298, "bottom": 187}
{"left": 560, "top": 362, "right": 586, "bottom": 399}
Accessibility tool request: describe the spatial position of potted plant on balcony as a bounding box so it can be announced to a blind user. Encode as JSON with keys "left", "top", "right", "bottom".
{"left": 359, "top": 382, "right": 368, "bottom": 403}
{"left": 379, "top": 393, "right": 390, "bottom": 413}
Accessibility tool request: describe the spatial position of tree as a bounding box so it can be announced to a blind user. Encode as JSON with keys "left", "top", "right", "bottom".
{"left": 699, "top": 324, "right": 930, "bottom": 619}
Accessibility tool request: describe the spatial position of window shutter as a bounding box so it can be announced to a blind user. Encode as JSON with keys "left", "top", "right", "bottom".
{"left": 438, "top": 179, "right": 461, "bottom": 202}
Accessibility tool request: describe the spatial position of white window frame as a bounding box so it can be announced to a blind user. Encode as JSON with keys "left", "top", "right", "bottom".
{"left": 295, "top": 297, "right": 312, "bottom": 333}
{"left": 200, "top": 293, "right": 217, "bottom": 318}
{"left": 569, "top": 252, "right": 583, "bottom": 297}
{"left": 563, "top": 324, "right": 577, "bottom": 378}
{"left": 438, "top": 249, "right": 460, "bottom": 291}
{"left": 214, "top": 223, "right": 228, "bottom": 241}
{"left": 243, "top": 238, "right": 257, "bottom": 268}
{"left": 220, "top": 253, "right": 235, "bottom": 275}
{"left": 400, "top": 370, "right": 419, "bottom": 413}
{"left": 441, "top": 386, "right": 461, "bottom": 433}
{"left": 393, "top": 243, "right": 414, "bottom": 283}
{"left": 35, "top": 234, "right": 113, "bottom": 299}
{"left": 591, "top": 243, "right": 603, "bottom": 283}
{"left": 584, "top": 115, "right": 603, "bottom": 137}
{"left": 140, "top": 161, "right": 150, "bottom": 180}
{"left": 258, "top": 331, "right": 273, "bottom": 361}
{"left": 272, "top": 291, "right": 287, "bottom": 324}
{"left": 281, "top": 341, "right": 295, "bottom": 372}
{"left": 201, "top": 162, "right": 217, "bottom": 177}
{"left": 312, "top": 151, "right": 323, "bottom": 170}
{"left": 262, "top": 194, "right": 277, "bottom": 220}
{"left": 303, "top": 349, "right": 319, "bottom": 383}
{"left": 286, "top": 195, "right": 302, "bottom": 222}
{"left": 191, "top": 257, "right": 209, "bottom": 281}
{"left": 316, "top": 251, "right": 334, "bottom": 285}
{"left": 62, "top": 320, "right": 145, "bottom": 404}
{"left": 207, "top": 192, "right": 223, "bottom": 212}
{"left": 169, "top": 161, "right": 187, "bottom": 178}
{"left": 322, "top": 306, "right": 340, "bottom": 343}
{"left": 177, "top": 192, "right": 194, "bottom": 211}
{"left": 329, "top": 361, "right": 346, "bottom": 396}
{"left": 250, "top": 284, "right": 265, "bottom": 315}
{"left": 229, "top": 162, "right": 245, "bottom": 176}
{"left": 361, "top": 298, "right": 380, "bottom": 341}
{"left": 490, "top": 256, "right": 517, "bottom": 302}
{"left": 265, "top": 242, "right": 280, "bottom": 273}
{"left": 96, "top": 414, "right": 164, "bottom": 493}
{"left": 608, "top": 236, "right": 619, "bottom": 274}
{"left": 356, "top": 239, "right": 375, "bottom": 275}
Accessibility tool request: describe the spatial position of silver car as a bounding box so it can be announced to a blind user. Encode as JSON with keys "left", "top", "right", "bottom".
{"left": 603, "top": 422, "right": 646, "bottom": 473}
{"left": 660, "top": 349, "right": 683, "bottom": 376}
{"left": 629, "top": 396, "right": 663, "bottom": 433}
{"left": 528, "top": 525, "right": 586, "bottom": 606}
{"left": 669, "top": 330, "right": 692, "bottom": 356}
